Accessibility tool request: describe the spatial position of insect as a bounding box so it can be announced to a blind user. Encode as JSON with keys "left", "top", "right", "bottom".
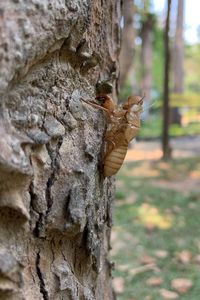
{"left": 81, "top": 94, "right": 144, "bottom": 177}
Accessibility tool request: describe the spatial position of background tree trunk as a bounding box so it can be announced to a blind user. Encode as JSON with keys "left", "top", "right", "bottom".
{"left": 0, "top": 1, "right": 121, "bottom": 299}
{"left": 171, "top": 0, "right": 184, "bottom": 124}
{"left": 162, "top": 0, "right": 172, "bottom": 160}
{"left": 119, "top": 0, "right": 135, "bottom": 88}
{"left": 140, "top": 12, "right": 154, "bottom": 119}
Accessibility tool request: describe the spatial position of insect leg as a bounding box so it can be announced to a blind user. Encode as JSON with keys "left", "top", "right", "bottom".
{"left": 105, "top": 137, "right": 115, "bottom": 150}
{"left": 81, "top": 98, "right": 111, "bottom": 113}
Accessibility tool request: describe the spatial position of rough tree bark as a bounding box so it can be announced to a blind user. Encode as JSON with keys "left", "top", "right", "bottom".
{"left": 0, "top": 1, "right": 121, "bottom": 299}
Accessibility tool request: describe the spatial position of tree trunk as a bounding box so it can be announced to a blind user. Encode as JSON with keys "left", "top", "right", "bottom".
{"left": 0, "top": 1, "right": 121, "bottom": 299}
{"left": 162, "top": 0, "right": 172, "bottom": 160}
{"left": 119, "top": 0, "right": 135, "bottom": 88}
{"left": 173, "top": 0, "right": 184, "bottom": 93}
{"left": 171, "top": 0, "right": 184, "bottom": 124}
{"left": 140, "top": 13, "right": 154, "bottom": 119}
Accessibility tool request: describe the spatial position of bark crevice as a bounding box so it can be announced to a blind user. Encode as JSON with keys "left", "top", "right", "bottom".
{"left": 45, "top": 136, "right": 63, "bottom": 216}
{"left": 36, "top": 252, "right": 49, "bottom": 300}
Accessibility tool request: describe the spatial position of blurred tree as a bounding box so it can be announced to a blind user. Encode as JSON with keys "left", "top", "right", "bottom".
{"left": 119, "top": 0, "right": 135, "bottom": 88}
{"left": 162, "top": 0, "right": 172, "bottom": 160}
{"left": 140, "top": 9, "right": 155, "bottom": 118}
{"left": 185, "top": 44, "right": 200, "bottom": 93}
{"left": 152, "top": 26, "right": 164, "bottom": 98}
{"left": 171, "top": 0, "right": 184, "bottom": 124}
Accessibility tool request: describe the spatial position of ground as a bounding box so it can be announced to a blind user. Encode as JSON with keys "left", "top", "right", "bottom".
{"left": 126, "top": 135, "right": 200, "bottom": 161}
{"left": 111, "top": 136, "right": 200, "bottom": 300}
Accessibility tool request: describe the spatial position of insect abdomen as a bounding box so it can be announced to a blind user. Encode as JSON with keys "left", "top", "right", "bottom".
{"left": 104, "top": 145, "right": 127, "bottom": 177}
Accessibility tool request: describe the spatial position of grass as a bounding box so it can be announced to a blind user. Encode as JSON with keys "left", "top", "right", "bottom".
{"left": 111, "top": 157, "right": 200, "bottom": 300}
{"left": 139, "top": 116, "right": 200, "bottom": 139}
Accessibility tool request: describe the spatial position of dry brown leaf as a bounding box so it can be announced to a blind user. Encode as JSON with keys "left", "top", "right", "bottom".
{"left": 171, "top": 278, "right": 193, "bottom": 294}
{"left": 176, "top": 250, "right": 192, "bottom": 264}
{"left": 159, "top": 288, "right": 179, "bottom": 299}
{"left": 146, "top": 276, "right": 163, "bottom": 287}
{"left": 158, "top": 162, "right": 169, "bottom": 170}
{"left": 154, "top": 250, "right": 169, "bottom": 259}
{"left": 129, "top": 263, "right": 156, "bottom": 277}
{"left": 172, "top": 206, "right": 181, "bottom": 213}
{"left": 144, "top": 296, "right": 153, "bottom": 300}
{"left": 194, "top": 254, "right": 200, "bottom": 264}
{"left": 140, "top": 254, "right": 155, "bottom": 265}
{"left": 112, "top": 277, "right": 124, "bottom": 294}
{"left": 117, "top": 264, "right": 129, "bottom": 272}
{"left": 188, "top": 202, "right": 197, "bottom": 209}
{"left": 116, "top": 192, "right": 137, "bottom": 207}
{"left": 189, "top": 170, "right": 200, "bottom": 179}
{"left": 195, "top": 240, "right": 200, "bottom": 251}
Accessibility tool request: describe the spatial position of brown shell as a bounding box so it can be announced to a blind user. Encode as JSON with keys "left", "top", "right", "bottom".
{"left": 104, "top": 145, "right": 127, "bottom": 177}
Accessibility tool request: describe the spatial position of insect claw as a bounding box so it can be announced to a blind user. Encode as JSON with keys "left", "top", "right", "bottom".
{"left": 81, "top": 97, "right": 110, "bottom": 114}
{"left": 138, "top": 93, "right": 145, "bottom": 105}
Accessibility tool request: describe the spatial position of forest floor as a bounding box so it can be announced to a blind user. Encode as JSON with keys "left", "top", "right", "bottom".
{"left": 126, "top": 135, "right": 200, "bottom": 161}
{"left": 111, "top": 137, "right": 200, "bottom": 300}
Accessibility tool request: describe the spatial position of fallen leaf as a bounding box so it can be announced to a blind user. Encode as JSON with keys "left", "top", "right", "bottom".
{"left": 146, "top": 276, "right": 163, "bottom": 287}
{"left": 195, "top": 240, "right": 200, "bottom": 251}
{"left": 172, "top": 206, "right": 181, "bottom": 213}
{"left": 140, "top": 254, "right": 155, "bottom": 265}
{"left": 115, "top": 193, "right": 137, "bottom": 207}
{"left": 194, "top": 254, "right": 200, "bottom": 264}
{"left": 189, "top": 170, "right": 200, "bottom": 179}
{"left": 188, "top": 202, "right": 197, "bottom": 209}
{"left": 129, "top": 263, "right": 158, "bottom": 277}
{"left": 176, "top": 250, "right": 192, "bottom": 264}
{"left": 158, "top": 162, "right": 169, "bottom": 170}
{"left": 159, "top": 288, "right": 179, "bottom": 299}
{"left": 171, "top": 278, "right": 193, "bottom": 294}
{"left": 144, "top": 296, "right": 153, "bottom": 300}
{"left": 117, "top": 264, "right": 129, "bottom": 272}
{"left": 154, "top": 250, "right": 169, "bottom": 259}
{"left": 137, "top": 203, "right": 172, "bottom": 230}
{"left": 112, "top": 277, "right": 124, "bottom": 294}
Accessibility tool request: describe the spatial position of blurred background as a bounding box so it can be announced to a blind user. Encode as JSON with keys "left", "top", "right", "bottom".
{"left": 111, "top": 0, "right": 200, "bottom": 299}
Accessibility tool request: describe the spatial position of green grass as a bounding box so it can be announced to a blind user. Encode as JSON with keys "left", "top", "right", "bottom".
{"left": 111, "top": 157, "right": 200, "bottom": 300}
{"left": 139, "top": 116, "right": 200, "bottom": 139}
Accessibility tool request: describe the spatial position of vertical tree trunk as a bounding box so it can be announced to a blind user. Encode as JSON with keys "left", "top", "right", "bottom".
{"left": 119, "top": 0, "right": 135, "bottom": 88}
{"left": 162, "top": 0, "right": 172, "bottom": 160}
{"left": 171, "top": 0, "right": 184, "bottom": 124}
{"left": 0, "top": 1, "right": 121, "bottom": 299}
{"left": 173, "top": 0, "right": 184, "bottom": 93}
{"left": 140, "top": 13, "right": 154, "bottom": 119}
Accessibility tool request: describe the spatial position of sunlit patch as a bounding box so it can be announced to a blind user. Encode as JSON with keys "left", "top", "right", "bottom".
{"left": 157, "top": 161, "right": 170, "bottom": 170}
{"left": 125, "top": 149, "right": 163, "bottom": 161}
{"left": 136, "top": 203, "right": 173, "bottom": 229}
{"left": 189, "top": 170, "right": 200, "bottom": 179}
{"left": 126, "top": 161, "right": 161, "bottom": 177}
